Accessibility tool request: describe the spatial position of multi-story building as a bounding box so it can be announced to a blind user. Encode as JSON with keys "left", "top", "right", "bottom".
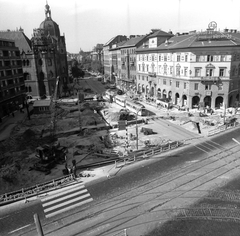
{"left": 103, "top": 35, "right": 127, "bottom": 82}
{"left": 118, "top": 35, "right": 150, "bottom": 92}
{"left": 0, "top": 38, "right": 25, "bottom": 118}
{"left": 136, "top": 25, "right": 240, "bottom": 109}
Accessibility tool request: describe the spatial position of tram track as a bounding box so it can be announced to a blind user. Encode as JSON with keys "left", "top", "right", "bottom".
{"left": 29, "top": 141, "right": 240, "bottom": 236}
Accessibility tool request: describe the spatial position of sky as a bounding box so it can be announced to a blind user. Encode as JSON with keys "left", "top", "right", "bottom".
{"left": 0, "top": 0, "right": 240, "bottom": 53}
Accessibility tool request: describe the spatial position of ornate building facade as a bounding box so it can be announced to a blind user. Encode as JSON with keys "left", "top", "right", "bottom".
{"left": 136, "top": 25, "right": 240, "bottom": 109}
{"left": 29, "top": 3, "right": 68, "bottom": 98}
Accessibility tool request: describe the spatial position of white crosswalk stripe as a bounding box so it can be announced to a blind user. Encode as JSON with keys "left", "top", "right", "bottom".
{"left": 41, "top": 182, "right": 93, "bottom": 218}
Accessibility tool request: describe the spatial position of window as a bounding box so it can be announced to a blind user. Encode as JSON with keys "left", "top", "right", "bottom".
{"left": 177, "top": 55, "right": 180, "bottom": 62}
{"left": 205, "top": 84, "right": 211, "bottom": 90}
{"left": 195, "top": 68, "right": 201, "bottom": 77}
{"left": 206, "top": 68, "right": 213, "bottom": 77}
{"left": 184, "top": 82, "right": 187, "bottom": 89}
{"left": 194, "top": 83, "right": 199, "bottom": 90}
{"left": 207, "top": 55, "right": 213, "bottom": 62}
{"left": 170, "top": 66, "right": 173, "bottom": 75}
{"left": 218, "top": 84, "right": 223, "bottom": 90}
{"left": 220, "top": 55, "right": 226, "bottom": 61}
{"left": 184, "top": 67, "right": 188, "bottom": 76}
{"left": 176, "top": 81, "right": 180, "bottom": 88}
{"left": 185, "top": 55, "right": 188, "bottom": 62}
{"left": 164, "top": 54, "right": 167, "bottom": 61}
{"left": 164, "top": 64, "right": 167, "bottom": 74}
{"left": 142, "top": 63, "right": 145, "bottom": 72}
{"left": 170, "top": 80, "right": 172, "bottom": 86}
{"left": 196, "top": 55, "right": 200, "bottom": 62}
{"left": 176, "top": 65, "right": 181, "bottom": 76}
{"left": 163, "top": 79, "right": 166, "bottom": 85}
{"left": 146, "top": 65, "right": 149, "bottom": 72}
{"left": 152, "top": 55, "right": 154, "bottom": 61}
{"left": 142, "top": 76, "right": 144, "bottom": 81}
{"left": 219, "top": 68, "right": 225, "bottom": 77}
{"left": 138, "top": 64, "right": 141, "bottom": 71}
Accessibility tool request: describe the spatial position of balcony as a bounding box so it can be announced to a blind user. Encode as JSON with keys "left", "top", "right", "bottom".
{"left": 148, "top": 72, "right": 156, "bottom": 77}
{"left": 201, "top": 76, "right": 221, "bottom": 84}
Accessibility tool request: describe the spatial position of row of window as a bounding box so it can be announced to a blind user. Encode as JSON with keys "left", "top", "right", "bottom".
{"left": 0, "top": 50, "right": 20, "bottom": 57}
{"left": 121, "top": 48, "right": 136, "bottom": 55}
{"left": 138, "top": 76, "right": 224, "bottom": 91}
{"left": 0, "top": 86, "right": 25, "bottom": 97}
{"left": 138, "top": 54, "right": 229, "bottom": 62}
{"left": 0, "top": 77, "right": 24, "bottom": 87}
{"left": 0, "top": 59, "right": 22, "bottom": 67}
{"left": 138, "top": 64, "right": 227, "bottom": 77}
{"left": 0, "top": 68, "right": 23, "bottom": 77}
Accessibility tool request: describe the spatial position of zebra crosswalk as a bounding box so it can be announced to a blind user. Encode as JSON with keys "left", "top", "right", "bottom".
{"left": 41, "top": 182, "right": 93, "bottom": 218}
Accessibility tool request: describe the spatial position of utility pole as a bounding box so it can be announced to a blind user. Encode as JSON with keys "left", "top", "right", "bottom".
{"left": 77, "top": 90, "right": 82, "bottom": 134}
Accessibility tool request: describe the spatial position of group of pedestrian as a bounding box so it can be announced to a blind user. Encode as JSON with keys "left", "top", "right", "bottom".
{"left": 64, "top": 157, "right": 77, "bottom": 178}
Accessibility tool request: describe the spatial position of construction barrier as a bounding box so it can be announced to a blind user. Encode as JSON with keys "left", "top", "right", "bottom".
{"left": 208, "top": 122, "right": 237, "bottom": 136}
{"left": 115, "top": 141, "right": 183, "bottom": 168}
{"left": 0, "top": 174, "right": 74, "bottom": 206}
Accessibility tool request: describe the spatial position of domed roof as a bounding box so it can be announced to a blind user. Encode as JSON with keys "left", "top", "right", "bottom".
{"left": 39, "top": 3, "right": 60, "bottom": 38}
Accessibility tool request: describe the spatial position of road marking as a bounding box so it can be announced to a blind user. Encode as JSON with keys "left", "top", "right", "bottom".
{"left": 41, "top": 183, "right": 93, "bottom": 218}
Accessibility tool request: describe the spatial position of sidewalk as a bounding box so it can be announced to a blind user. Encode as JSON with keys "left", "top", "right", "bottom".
{"left": 0, "top": 107, "right": 31, "bottom": 142}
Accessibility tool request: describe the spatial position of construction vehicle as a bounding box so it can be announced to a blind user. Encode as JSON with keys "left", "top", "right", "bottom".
{"left": 31, "top": 143, "right": 67, "bottom": 174}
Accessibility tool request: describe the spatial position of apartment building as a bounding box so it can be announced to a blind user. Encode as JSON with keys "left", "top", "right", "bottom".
{"left": 103, "top": 35, "right": 127, "bottom": 82}
{"left": 0, "top": 38, "right": 25, "bottom": 118}
{"left": 136, "top": 25, "right": 240, "bottom": 109}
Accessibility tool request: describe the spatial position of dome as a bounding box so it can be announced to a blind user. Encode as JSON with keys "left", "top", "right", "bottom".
{"left": 39, "top": 3, "right": 60, "bottom": 38}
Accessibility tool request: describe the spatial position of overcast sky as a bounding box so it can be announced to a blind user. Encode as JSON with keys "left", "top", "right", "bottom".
{"left": 0, "top": 0, "right": 240, "bottom": 53}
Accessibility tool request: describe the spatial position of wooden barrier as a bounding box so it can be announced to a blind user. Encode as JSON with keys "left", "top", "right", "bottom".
{"left": 115, "top": 141, "right": 183, "bottom": 168}
{"left": 0, "top": 174, "right": 74, "bottom": 206}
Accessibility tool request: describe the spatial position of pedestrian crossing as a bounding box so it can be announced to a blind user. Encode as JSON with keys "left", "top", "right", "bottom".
{"left": 41, "top": 182, "right": 93, "bottom": 218}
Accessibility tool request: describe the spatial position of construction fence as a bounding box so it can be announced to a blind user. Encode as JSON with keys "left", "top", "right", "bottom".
{"left": 0, "top": 174, "right": 74, "bottom": 206}
{"left": 115, "top": 140, "right": 184, "bottom": 168}
{"left": 207, "top": 122, "right": 237, "bottom": 136}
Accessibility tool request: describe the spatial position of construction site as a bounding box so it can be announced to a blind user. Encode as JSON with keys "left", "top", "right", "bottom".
{"left": 0, "top": 77, "right": 240, "bottom": 197}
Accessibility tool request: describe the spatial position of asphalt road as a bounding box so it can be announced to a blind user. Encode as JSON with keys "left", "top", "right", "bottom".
{"left": 83, "top": 77, "right": 106, "bottom": 95}
{"left": 2, "top": 126, "right": 240, "bottom": 236}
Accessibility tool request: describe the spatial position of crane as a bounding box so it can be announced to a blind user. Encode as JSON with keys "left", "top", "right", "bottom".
{"left": 50, "top": 76, "right": 60, "bottom": 138}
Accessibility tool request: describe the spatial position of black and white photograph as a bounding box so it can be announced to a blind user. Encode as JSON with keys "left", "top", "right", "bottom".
{"left": 1, "top": 0, "right": 240, "bottom": 235}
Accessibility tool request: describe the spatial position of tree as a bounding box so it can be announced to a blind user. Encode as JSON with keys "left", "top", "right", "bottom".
{"left": 71, "top": 60, "right": 85, "bottom": 78}
{"left": 91, "top": 60, "right": 103, "bottom": 73}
